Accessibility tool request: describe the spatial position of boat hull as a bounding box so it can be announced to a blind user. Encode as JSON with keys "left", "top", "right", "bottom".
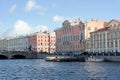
{"left": 85, "top": 56, "right": 103, "bottom": 62}
{"left": 45, "top": 56, "right": 85, "bottom": 62}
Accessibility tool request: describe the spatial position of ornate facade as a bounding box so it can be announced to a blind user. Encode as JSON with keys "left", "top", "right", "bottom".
{"left": 55, "top": 18, "right": 107, "bottom": 53}
{"left": 55, "top": 19, "right": 85, "bottom": 53}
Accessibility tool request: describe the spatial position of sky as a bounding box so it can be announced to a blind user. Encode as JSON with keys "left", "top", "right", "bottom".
{"left": 0, "top": 0, "right": 120, "bottom": 37}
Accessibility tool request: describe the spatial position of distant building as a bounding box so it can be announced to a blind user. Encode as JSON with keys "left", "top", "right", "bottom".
{"left": 84, "top": 19, "right": 107, "bottom": 39}
{"left": 55, "top": 19, "right": 85, "bottom": 53}
{"left": 28, "top": 31, "right": 56, "bottom": 53}
{"left": 0, "top": 30, "right": 56, "bottom": 53}
{"left": 90, "top": 19, "right": 120, "bottom": 53}
{"left": 85, "top": 19, "right": 107, "bottom": 52}
{"left": 0, "top": 39, "right": 8, "bottom": 52}
{"left": 7, "top": 36, "right": 29, "bottom": 51}
{"left": 55, "top": 18, "right": 107, "bottom": 53}
{"left": 0, "top": 36, "right": 29, "bottom": 52}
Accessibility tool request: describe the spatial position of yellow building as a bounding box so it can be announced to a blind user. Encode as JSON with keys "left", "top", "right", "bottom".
{"left": 85, "top": 19, "right": 107, "bottom": 39}
{"left": 85, "top": 19, "right": 107, "bottom": 52}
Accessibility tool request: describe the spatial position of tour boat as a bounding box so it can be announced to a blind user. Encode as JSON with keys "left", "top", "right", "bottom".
{"left": 45, "top": 56, "right": 81, "bottom": 62}
{"left": 45, "top": 56, "right": 61, "bottom": 61}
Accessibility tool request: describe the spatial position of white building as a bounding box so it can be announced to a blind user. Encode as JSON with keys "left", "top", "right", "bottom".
{"left": 7, "top": 36, "right": 29, "bottom": 51}
{"left": 90, "top": 19, "right": 120, "bottom": 53}
{"left": 0, "top": 39, "right": 8, "bottom": 51}
{"left": 0, "top": 36, "right": 29, "bottom": 52}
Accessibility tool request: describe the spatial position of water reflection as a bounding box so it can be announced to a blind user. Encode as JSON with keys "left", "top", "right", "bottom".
{"left": 83, "top": 62, "right": 108, "bottom": 79}
{"left": 0, "top": 59, "right": 119, "bottom": 80}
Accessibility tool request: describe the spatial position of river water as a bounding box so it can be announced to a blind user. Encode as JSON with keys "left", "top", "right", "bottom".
{"left": 0, "top": 59, "right": 120, "bottom": 80}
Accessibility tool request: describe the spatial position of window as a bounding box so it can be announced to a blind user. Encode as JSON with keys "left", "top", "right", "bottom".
{"left": 88, "top": 27, "right": 91, "bottom": 31}
{"left": 115, "top": 40, "right": 117, "bottom": 47}
{"left": 111, "top": 42, "right": 113, "bottom": 47}
{"left": 107, "top": 42, "right": 109, "bottom": 47}
{"left": 95, "top": 27, "right": 97, "bottom": 30}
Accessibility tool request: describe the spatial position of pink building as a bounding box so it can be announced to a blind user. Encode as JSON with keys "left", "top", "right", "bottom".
{"left": 28, "top": 34, "right": 37, "bottom": 51}
{"left": 55, "top": 19, "right": 85, "bottom": 53}
{"left": 29, "top": 31, "right": 56, "bottom": 53}
{"left": 55, "top": 18, "right": 107, "bottom": 53}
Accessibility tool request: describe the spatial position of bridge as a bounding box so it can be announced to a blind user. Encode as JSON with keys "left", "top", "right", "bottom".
{"left": 0, "top": 51, "right": 38, "bottom": 59}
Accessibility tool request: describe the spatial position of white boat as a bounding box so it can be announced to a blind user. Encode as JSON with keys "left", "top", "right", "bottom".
{"left": 45, "top": 56, "right": 67, "bottom": 62}
{"left": 85, "top": 56, "right": 103, "bottom": 62}
{"left": 45, "top": 56, "right": 59, "bottom": 61}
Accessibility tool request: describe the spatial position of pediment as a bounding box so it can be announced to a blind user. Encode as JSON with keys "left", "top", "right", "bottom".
{"left": 107, "top": 19, "right": 120, "bottom": 27}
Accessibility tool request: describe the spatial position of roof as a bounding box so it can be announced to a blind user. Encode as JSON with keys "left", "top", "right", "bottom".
{"left": 106, "top": 19, "right": 120, "bottom": 27}
{"left": 113, "top": 19, "right": 120, "bottom": 23}
{"left": 90, "top": 27, "right": 109, "bottom": 34}
{"left": 91, "top": 19, "right": 120, "bottom": 34}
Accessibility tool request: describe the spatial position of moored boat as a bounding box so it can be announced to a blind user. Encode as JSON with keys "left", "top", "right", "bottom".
{"left": 85, "top": 56, "right": 103, "bottom": 62}
{"left": 45, "top": 56, "right": 84, "bottom": 62}
{"left": 45, "top": 56, "right": 68, "bottom": 62}
{"left": 45, "top": 56, "right": 59, "bottom": 61}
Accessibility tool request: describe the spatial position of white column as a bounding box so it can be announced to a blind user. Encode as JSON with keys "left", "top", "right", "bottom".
{"left": 99, "top": 33, "right": 101, "bottom": 53}
{"left": 105, "top": 32, "right": 107, "bottom": 52}
{"left": 101, "top": 33, "right": 104, "bottom": 52}
{"left": 113, "top": 40, "right": 115, "bottom": 52}
{"left": 93, "top": 34, "right": 95, "bottom": 52}
{"left": 92, "top": 35, "right": 94, "bottom": 52}
{"left": 117, "top": 40, "right": 120, "bottom": 52}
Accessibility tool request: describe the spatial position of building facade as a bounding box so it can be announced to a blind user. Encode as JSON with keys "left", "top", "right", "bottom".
{"left": 7, "top": 36, "right": 29, "bottom": 51}
{"left": 0, "top": 38, "right": 8, "bottom": 52}
{"left": 29, "top": 31, "right": 56, "bottom": 53}
{"left": 55, "top": 18, "right": 107, "bottom": 53}
{"left": 85, "top": 19, "right": 107, "bottom": 52}
{"left": 0, "top": 31, "right": 56, "bottom": 53}
{"left": 90, "top": 19, "right": 120, "bottom": 53}
{"left": 0, "top": 36, "right": 29, "bottom": 52}
{"left": 55, "top": 19, "right": 85, "bottom": 53}
{"left": 84, "top": 19, "right": 107, "bottom": 39}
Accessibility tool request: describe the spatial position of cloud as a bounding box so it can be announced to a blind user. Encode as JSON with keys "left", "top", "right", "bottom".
{"left": 53, "top": 15, "right": 65, "bottom": 22}
{"left": 25, "top": 0, "right": 43, "bottom": 12}
{"left": 8, "top": 20, "right": 48, "bottom": 36}
{"left": 9, "top": 20, "right": 31, "bottom": 36}
{"left": 9, "top": 4, "right": 16, "bottom": 13}
{"left": 35, "top": 25, "right": 48, "bottom": 32}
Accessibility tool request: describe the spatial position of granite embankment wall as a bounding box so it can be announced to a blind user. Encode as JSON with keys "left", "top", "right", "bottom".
{"left": 37, "top": 53, "right": 57, "bottom": 59}
{"left": 96, "top": 56, "right": 120, "bottom": 62}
